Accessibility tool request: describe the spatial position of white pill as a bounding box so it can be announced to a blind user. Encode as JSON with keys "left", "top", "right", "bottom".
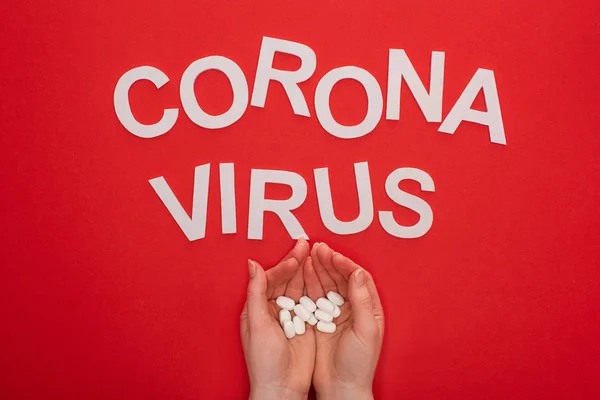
{"left": 314, "top": 309, "right": 333, "bottom": 322}
{"left": 293, "top": 304, "right": 311, "bottom": 322}
{"left": 307, "top": 314, "right": 318, "bottom": 326}
{"left": 317, "top": 320, "right": 337, "bottom": 333}
{"left": 293, "top": 316, "right": 306, "bottom": 335}
{"left": 279, "top": 309, "right": 292, "bottom": 325}
{"left": 283, "top": 320, "right": 296, "bottom": 339}
{"left": 299, "top": 296, "right": 317, "bottom": 313}
{"left": 316, "top": 297, "right": 335, "bottom": 314}
{"left": 276, "top": 296, "right": 295, "bottom": 310}
{"left": 332, "top": 304, "right": 341, "bottom": 318}
{"left": 327, "top": 291, "right": 345, "bottom": 306}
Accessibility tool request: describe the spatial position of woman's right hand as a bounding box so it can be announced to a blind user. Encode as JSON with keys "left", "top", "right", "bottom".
{"left": 304, "top": 243, "right": 385, "bottom": 400}
{"left": 241, "top": 238, "right": 314, "bottom": 400}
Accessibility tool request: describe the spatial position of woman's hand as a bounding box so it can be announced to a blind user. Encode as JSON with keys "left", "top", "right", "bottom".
{"left": 305, "top": 242, "right": 385, "bottom": 400}
{"left": 240, "top": 238, "right": 315, "bottom": 400}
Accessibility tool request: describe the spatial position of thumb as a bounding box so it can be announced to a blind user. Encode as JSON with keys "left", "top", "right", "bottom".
{"left": 246, "top": 259, "right": 270, "bottom": 328}
{"left": 349, "top": 268, "right": 378, "bottom": 340}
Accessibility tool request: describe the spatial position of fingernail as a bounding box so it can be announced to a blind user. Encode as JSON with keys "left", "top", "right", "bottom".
{"left": 355, "top": 269, "right": 365, "bottom": 287}
{"left": 296, "top": 237, "right": 307, "bottom": 247}
{"left": 248, "top": 259, "right": 256, "bottom": 279}
{"left": 313, "top": 242, "right": 320, "bottom": 249}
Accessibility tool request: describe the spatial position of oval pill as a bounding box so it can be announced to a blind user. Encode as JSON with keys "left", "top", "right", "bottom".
{"left": 283, "top": 320, "right": 296, "bottom": 338}
{"left": 314, "top": 309, "right": 333, "bottom": 322}
{"left": 307, "top": 314, "right": 318, "bottom": 326}
{"left": 293, "top": 316, "right": 306, "bottom": 335}
{"left": 276, "top": 296, "right": 295, "bottom": 310}
{"left": 279, "top": 309, "right": 292, "bottom": 325}
{"left": 317, "top": 320, "right": 337, "bottom": 333}
{"left": 293, "top": 304, "right": 311, "bottom": 322}
{"left": 316, "top": 297, "right": 335, "bottom": 314}
{"left": 299, "top": 296, "right": 317, "bottom": 313}
{"left": 327, "top": 291, "right": 345, "bottom": 306}
{"left": 332, "top": 304, "right": 341, "bottom": 318}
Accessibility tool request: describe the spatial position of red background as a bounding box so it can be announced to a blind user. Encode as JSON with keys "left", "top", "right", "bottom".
{"left": 1, "top": 0, "right": 600, "bottom": 398}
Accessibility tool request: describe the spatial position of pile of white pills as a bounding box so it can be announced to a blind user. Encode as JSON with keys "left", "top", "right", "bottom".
{"left": 276, "top": 291, "right": 345, "bottom": 339}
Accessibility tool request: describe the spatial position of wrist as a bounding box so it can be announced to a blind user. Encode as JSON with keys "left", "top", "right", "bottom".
{"left": 250, "top": 385, "right": 308, "bottom": 400}
{"left": 316, "top": 384, "right": 373, "bottom": 400}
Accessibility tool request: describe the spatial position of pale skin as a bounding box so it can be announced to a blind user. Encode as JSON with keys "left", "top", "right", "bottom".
{"left": 241, "top": 239, "right": 384, "bottom": 400}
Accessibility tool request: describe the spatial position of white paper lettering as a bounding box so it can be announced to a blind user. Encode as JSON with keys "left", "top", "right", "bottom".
{"left": 248, "top": 169, "right": 308, "bottom": 240}
{"left": 378, "top": 167, "right": 435, "bottom": 238}
{"left": 114, "top": 66, "right": 178, "bottom": 138}
{"left": 251, "top": 37, "right": 317, "bottom": 117}
{"left": 439, "top": 68, "right": 506, "bottom": 145}
{"left": 315, "top": 66, "right": 383, "bottom": 139}
{"left": 149, "top": 164, "right": 211, "bottom": 241}
{"left": 314, "top": 162, "right": 374, "bottom": 234}
{"left": 386, "top": 50, "right": 445, "bottom": 122}
{"left": 180, "top": 56, "right": 248, "bottom": 129}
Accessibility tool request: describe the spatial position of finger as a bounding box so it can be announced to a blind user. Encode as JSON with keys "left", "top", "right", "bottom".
{"left": 265, "top": 238, "right": 308, "bottom": 297}
{"left": 240, "top": 301, "right": 249, "bottom": 338}
{"left": 333, "top": 253, "right": 384, "bottom": 337}
{"left": 331, "top": 251, "right": 362, "bottom": 280}
{"left": 284, "top": 259, "right": 305, "bottom": 301}
{"left": 348, "top": 268, "right": 380, "bottom": 341}
{"left": 317, "top": 243, "right": 349, "bottom": 298}
{"left": 310, "top": 243, "right": 338, "bottom": 295}
{"left": 266, "top": 243, "right": 303, "bottom": 286}
{"left": 282, "top": 237, "right": 310, "bottom": 265}
{"left": 304, "top": 256, "right": 325, "bottom": 299}
{"left": 268, "top": 258, "right": 299, "bottom": 299}
{"left": 365, "top": 271, "right": 384, "bottom": 320}
{"left": 246, "top": 259, "right": 271, "bottom": 329}
{"left": 364, "top": 270, "right": 385, "bottom": 341}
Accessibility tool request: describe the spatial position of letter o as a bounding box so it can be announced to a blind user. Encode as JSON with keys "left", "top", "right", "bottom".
{"left": 180, "top": 56, "right": 249, "bottom": 129}
{"left": 315, "top": 66, "right": 383, "bottom": 139}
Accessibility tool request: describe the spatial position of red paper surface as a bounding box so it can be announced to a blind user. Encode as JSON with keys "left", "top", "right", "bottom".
{"left": 1, "top": 0, "right": 600, "bottom": 398}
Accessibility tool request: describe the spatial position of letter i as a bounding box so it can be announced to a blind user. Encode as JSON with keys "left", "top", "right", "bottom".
{"left": 219, "top": 163, "right": 237, "bottom": 234}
